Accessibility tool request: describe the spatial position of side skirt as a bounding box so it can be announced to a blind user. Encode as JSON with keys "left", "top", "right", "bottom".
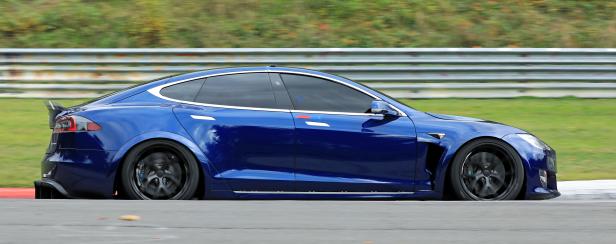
{"left": 229, "top": 191, "right": 441, "bottom": 200}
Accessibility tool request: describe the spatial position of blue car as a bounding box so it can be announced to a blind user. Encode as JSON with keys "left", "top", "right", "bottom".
{"left": 35, "top": 66, "right": 559, "bottom": 200}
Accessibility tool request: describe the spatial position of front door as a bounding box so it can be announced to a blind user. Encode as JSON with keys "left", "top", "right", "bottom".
{"left": 278, "top": 73, "right": 417, "bottom": 192}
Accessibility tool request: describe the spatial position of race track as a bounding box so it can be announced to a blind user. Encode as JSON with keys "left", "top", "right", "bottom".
{"left": 1, "top": 200, "right": 615, "bottom": 243}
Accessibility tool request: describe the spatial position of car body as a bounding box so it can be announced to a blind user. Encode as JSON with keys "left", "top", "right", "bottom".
{"left": 35, "top": 66, "right": 559, "bottom": 200}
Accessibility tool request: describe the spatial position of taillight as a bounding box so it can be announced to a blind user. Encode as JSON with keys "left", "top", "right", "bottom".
{"left": 53, "top": 115, "right": 101, "bottom": 133}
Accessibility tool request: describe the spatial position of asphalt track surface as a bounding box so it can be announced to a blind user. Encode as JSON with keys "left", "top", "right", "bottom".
{"left": 0, "top": 200, "right": 615, "bottom": 244}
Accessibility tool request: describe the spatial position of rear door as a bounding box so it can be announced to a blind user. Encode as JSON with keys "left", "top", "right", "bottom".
{"left": 169, "top": 72, "right": 296, "bottom": 191}
{"left": 278, "top": 73, "right": 417, "bottom": 192}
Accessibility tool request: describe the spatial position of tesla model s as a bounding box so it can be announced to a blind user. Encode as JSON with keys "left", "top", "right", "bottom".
{"left": 35, "top": 66, "right": 559, "bottom": 200}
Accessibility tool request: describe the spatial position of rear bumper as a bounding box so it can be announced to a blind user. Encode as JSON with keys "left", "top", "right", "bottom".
{"left": 34, "top": 179, "right": 72, "bottom": 199}
{"left": 40, "top": 149, "right": 118, "bottom": 199}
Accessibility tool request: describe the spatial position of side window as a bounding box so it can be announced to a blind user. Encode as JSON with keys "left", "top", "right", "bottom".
{"left": 195, "top": 73, "right": 278, "bottom": 109}
{"left": 280, "top": 74, "right": 373, "bottom": 113}
{"left": 159, "top": 79, "right": 205, "bottom": 101}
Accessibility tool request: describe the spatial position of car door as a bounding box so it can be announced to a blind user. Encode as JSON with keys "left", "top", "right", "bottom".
{"left": 278, "top": 73, "right": 417, "bottom": 192}
{"left": 168, "top": 72, "right": 296, "bottom": 192}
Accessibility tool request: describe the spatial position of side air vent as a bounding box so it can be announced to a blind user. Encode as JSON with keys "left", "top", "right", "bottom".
{"left": 425, "top": 143, "right": 445, "bottom": 187}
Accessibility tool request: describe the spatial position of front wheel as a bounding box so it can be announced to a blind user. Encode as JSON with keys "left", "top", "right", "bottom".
{"left": 450, "top": 138, "right": 525, "bottom": 200}
{"left": 121, "top": 140, "right": 200, "bottom": 200}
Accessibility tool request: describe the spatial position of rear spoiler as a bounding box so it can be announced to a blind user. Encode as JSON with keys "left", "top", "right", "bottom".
{"left": 45, "top": 101, "right": 66, "bottom": 129}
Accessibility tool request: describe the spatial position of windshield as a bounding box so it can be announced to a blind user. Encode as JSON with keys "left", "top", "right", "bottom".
{"left": 319, "top": 70, "right": 414, "bottom": 110}
{"left": 364, "top": 85, "right": 415, "bottom": 110}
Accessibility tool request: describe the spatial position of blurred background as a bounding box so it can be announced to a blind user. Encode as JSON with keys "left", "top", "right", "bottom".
{"left": 0, "top": 0, "right": 615, "bottom": 187}
{"left": 1, "top": 0, "right": 615, "bottom": 48}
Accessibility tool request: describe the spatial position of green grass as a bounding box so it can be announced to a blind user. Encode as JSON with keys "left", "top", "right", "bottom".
{"left": 0, "top": 0, "right": 615, "bottom": 48}
{"left": 0, "top": 99, "right": 86, "bottom": 187}
{"left": 0, "top": 98, "right": 614, "bottom": 187}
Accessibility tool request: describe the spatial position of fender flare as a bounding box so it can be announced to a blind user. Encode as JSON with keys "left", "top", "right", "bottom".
{"left": 108, "top": 131, "right": 222, "bottom": 194}
{"left": 432, "top": 135, "right": 531, "bottom": 197}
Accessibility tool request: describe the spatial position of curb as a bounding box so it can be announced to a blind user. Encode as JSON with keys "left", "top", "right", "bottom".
{"left": 0, "top": 188, "right": 34, "bottom": 199}
{"left": 555, "top": 180, "right": 616, "bottom": 200}
{"left": 1, "top": 180, "right": 615, "bottom": 200}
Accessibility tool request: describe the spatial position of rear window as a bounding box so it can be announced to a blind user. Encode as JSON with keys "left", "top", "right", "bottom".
{"left": 160, "top": 79, "right": 205, "bottom": 101}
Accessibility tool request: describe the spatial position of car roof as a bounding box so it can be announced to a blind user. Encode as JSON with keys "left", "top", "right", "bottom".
{"left": 177, "top": 66, "right": 326, "bottom": 79}
{"left": 88, "top": 66, "right": 378, "bottom": 108}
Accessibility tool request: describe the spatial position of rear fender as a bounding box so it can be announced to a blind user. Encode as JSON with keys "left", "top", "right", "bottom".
{"left": 110, "top": 131, "right": 230, "bottom": 197}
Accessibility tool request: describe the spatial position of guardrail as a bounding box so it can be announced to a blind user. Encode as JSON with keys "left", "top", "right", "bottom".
{"left": 1, "top": 48, "right": 616, "bottom": 98}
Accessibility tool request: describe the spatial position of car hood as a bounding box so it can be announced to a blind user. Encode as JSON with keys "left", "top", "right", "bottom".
{"left": 426, "top": 112, "right": 487, "bottom": 122}
{"left": 419, "top": 112, "right": 527, "bottom": 136}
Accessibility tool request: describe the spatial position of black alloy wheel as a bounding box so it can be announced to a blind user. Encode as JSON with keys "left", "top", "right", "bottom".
{"left": 450, "top": 138, "right": 524, "bottom": 200}
{"left": 121, "top": 140, "right": 200, "bottom": 200}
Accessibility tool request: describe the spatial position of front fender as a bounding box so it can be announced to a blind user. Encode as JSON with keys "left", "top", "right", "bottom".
{"left": 501, "top": 134, "right": 548, "bottom": 172}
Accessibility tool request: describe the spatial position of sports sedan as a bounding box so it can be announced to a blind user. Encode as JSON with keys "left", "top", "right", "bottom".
{"left": 35, "top": 66, "right": 559, "bottom": 200}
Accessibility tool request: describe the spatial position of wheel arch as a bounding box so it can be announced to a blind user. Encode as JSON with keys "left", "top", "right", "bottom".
{"left": 437, "top": 135, "right": 528, "bottom": 199}
{"left": 110, "top": 131, "right": 218, "bottom": 198}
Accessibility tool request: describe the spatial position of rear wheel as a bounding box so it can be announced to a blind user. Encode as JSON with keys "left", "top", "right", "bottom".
{"left": 121, "top": 140, "right": 200, "bottom": 200}
{"left": 450, "top": 138, "right": 524, "bottom": 200}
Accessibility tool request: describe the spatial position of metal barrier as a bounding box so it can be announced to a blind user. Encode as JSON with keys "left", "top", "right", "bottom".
{"left": 1, "top": 48, "right": 616, "bottom": 98}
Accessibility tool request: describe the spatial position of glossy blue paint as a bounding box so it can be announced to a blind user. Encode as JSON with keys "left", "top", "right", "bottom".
{"left": 42, "top": 148, "right": 115, "bottom": 198}
{"left": 38, "top": 66, "right": 559, "bottom": 200}
{"left": 292, "top": 112, "right": 416, "bottom": 192}
{"left": 173, "top": 104, "right": 296, "bottom": 192}
{"left": 502, "top": 134, "right": 559, "bottom": 199}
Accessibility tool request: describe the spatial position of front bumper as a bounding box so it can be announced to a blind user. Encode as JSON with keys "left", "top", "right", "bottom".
{"left": 524, "top": 152, "right": 560, "bottom": 200}
{"left": 502, "top": 134, "right": 560, "bottom": 200}
{"left": 527, "top": 187, "right": 561, "bottom": 200}
{"left": 34, "top": 179, "right": 72, "bottom": 199}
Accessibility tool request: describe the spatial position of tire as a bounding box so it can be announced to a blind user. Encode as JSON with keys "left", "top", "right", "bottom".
{"left": 121, "top": 140, "right": 200, "bottom": 200}
{"left": 449, "top": 138, "right": 525, "bottom": 200}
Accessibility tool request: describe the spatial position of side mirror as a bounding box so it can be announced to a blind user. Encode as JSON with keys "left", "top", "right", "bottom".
{"left": 370, "top": 100, "right": 399, "bottom": 116}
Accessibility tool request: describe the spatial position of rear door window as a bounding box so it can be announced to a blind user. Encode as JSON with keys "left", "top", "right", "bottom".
{"left": 195, "top": 73, "right": 279, "bottom": 109}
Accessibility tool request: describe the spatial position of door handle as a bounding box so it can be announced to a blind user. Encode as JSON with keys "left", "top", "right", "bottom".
{"left": 190, "top": 115, "right": 216, "bottom": 121}
{"left": 305, "top": 121, "right": 329, "bottom": 127}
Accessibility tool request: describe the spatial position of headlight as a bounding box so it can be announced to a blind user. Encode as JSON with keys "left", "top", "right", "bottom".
{"left": 517, "top": 134, "right": 549, "bottom": 150}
